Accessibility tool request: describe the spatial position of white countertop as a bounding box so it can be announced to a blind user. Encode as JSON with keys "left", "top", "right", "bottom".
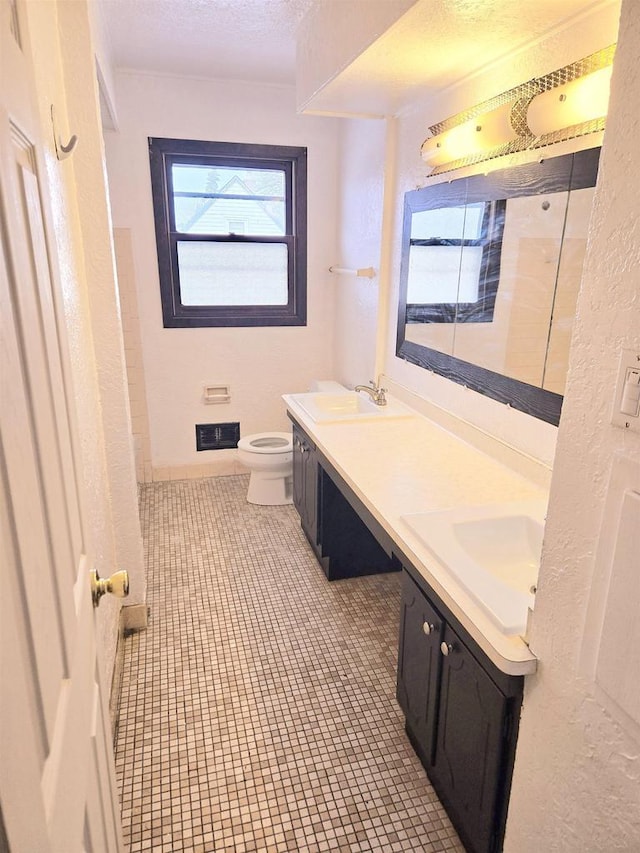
{"left": 284, "top": 392, "right": 545, "bottom": 676}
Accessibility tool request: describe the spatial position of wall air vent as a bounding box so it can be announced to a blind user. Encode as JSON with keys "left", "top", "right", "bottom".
{"left": 195, "top": 422, "right": 240, "bottom": 451}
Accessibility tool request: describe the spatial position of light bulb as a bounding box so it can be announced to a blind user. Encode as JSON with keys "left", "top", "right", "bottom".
{"left": 527, "top": 66, "right": 612, "bottom": 136}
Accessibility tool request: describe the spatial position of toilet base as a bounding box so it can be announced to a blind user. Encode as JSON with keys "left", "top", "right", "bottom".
{"left": 246, "top": 470, "right": 293, "bottom": 506}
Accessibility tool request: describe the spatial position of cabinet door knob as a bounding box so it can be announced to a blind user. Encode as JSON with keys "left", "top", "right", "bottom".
{"left": 422, "top": 621, "right": 434, "bottom": 635}
{"left": 440, "top": 641, "right": 453, "bottom": 656}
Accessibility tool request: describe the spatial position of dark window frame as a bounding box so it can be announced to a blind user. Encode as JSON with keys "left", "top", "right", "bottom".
{"left": 148, "top": 137, "right": 307, "bottom": 328}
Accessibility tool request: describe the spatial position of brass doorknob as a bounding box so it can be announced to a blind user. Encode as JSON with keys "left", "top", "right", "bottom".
{"left": 90, "top": 568, "right": 130, "bottom": 608}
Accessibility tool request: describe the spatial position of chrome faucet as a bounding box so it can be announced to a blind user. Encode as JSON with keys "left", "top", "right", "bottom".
{"left": 354, "top": 380, "right": 387, "bottom": 406}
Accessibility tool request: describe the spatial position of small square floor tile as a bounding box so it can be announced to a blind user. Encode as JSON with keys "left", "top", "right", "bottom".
{"left": 115, "top": 475, "right": 464, "bottom": 852}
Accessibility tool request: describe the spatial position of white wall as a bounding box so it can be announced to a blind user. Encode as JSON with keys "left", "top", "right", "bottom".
{"left": 22, "top": 0, "right": 145, "bottom": 691}
{"left": 324, "top": 4, "right": 617, "bottom": 468}
{"left": 506, "top": 1, "right": 640, "bottom": 847}
{"left": 332, "top": 117, "right": 387, "bottom": 387}
{"left": 104, "top": 73, "right": 340, "bottom": 474}
{"left": 87, "top": 0, "right": 118, "bottom": 130}
{"left": 312, "top": 1, "right": 617, "bottom": 466}
{"left": 331, "top": 7, "right": 640, "bottom": 844}
{"left": 385, "top": 5, "right": 620, "bottom": 465}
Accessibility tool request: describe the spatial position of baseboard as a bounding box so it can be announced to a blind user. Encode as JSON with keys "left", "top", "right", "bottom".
{"left": 109, "top": 613, "right": 127, "bottom": 742}
{"left": 142, "top": 457, "right": 250, "bottom": 483}
{"left": 109, "top": 604, "right": 149, "bottom": 743}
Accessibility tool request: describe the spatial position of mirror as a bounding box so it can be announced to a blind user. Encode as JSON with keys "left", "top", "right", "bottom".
{"left": 396, "top": 148, "right": 600, "bottom": 425}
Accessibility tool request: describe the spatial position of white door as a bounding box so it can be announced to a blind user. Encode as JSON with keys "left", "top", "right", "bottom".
{"left": 0, "top": 1, "right": 123, "bottom": 850}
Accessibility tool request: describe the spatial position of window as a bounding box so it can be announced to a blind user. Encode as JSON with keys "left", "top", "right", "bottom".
{"left": 405, "top": 199, "right": 505, "bottom": 324}
{"left": 148, "top": 137, "right": 307, "bottom": 327}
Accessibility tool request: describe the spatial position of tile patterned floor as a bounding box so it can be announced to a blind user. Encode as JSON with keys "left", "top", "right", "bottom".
{"left": 115, "top": 475, "right": 463, "bottom": 853}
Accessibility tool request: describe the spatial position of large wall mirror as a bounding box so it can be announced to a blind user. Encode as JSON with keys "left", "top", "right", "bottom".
{"left": 396, "top": 148, "right": 600, "bottom": 425}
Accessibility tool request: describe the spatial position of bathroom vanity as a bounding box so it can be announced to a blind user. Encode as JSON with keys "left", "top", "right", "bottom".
{"left": 284, "top": 392, "right": 546, "bottom": 853}
{"left": 291, "top": 421, "right": 397, "bottom": 580}
{"left": 396, "top": 570, "right": 522, "bottom": 853}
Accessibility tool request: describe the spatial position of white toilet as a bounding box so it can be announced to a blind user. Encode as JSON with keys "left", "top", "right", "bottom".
{"left": 237, "top": 431, "right": 293, "bottom": 505}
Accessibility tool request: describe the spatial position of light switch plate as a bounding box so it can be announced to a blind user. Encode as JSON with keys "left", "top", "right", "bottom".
{"left": 611, "top": 349, "right": 640, "bottom": 432}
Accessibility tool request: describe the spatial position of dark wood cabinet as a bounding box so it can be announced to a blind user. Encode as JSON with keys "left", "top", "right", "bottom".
{"left": 289, "top": 413, "right": 524, "bottom": 852}
{"left": 292, "top": 423, "right": 319, "bottom": 551}
{"left": 396, "top": 572, "right": 443, "bottom": 766}
{"left": 319, "top": 470, "right": 394, "bottom": 580}
{"left": 290, "top": 418, "right": 397, "bottom": 581}
{"left": 397, "top": 570, "right": 522, "bottom": 853}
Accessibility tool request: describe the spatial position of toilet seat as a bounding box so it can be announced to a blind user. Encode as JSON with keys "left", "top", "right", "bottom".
{"left": 237, "top": 432, "right": 292, "bottom": 454}
{"left": 237, "top": 431, "right": 293, "bottom": 505}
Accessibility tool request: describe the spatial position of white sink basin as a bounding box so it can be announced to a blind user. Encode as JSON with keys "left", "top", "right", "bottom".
{"left": 401, "top": 500, "right": 547, "bottom": 636}
{"left": 284, "top": 391, "right": 414, "bottom": 423}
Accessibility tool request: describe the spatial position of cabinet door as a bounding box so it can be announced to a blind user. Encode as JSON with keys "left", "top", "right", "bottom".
{"left": 433, "top": 624, "right": 509, "bottom": 853}
{"left": 292, "top": 425, "right": 318, "bottom": 546}
{"left": 396, "top": 571, "right": 443, "bottom": 766}
{"left": 301, "top": 438, "right": 318, "bottom": 544}
{"left": 292, "top": 426, "right": 306, "bottom": 515}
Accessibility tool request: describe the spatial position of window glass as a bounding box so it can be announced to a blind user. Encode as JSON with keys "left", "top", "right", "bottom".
{"left": 411, "top": 205, "right": 466, "bottom": 240}
{"left": 172, "top": 164, "right": 286, "bottom": 236}
{"left": 461, "top": 202, "right": 486, "bottom": 239}
{"left": 177, "top": 242, "right": 288, "bottom": 306}
{"left": 407, "top": 246, "right": 482, "bottom": 303}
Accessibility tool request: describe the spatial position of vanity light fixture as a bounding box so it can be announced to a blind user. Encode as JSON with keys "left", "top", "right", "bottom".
{"left": 526, "top": 64, "right": 613, "bottom": 142}
{"left": 421, "top": 102, "right": 519, "bottom": 166}
{"left": 421, "top": 45, "right": 615, "bottom": 175}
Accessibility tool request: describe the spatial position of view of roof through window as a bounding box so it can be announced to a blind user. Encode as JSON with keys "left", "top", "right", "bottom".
{"left": 172, "top": 164, "right": 286, "bottom": 235}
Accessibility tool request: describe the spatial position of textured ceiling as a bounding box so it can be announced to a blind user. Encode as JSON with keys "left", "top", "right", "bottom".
{"left": 99, "top": 0, "right": 315, "bottom": 83}
{"left": 300, "top": 0, "right": 621, "bottom": 115}
{"left": 99, "top": 0, "right": 620, "bottom": 95}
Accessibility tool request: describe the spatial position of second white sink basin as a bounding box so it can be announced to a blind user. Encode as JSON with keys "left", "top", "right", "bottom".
{"left": 452, "top": 513, "right": 542, "bottom": 588}
{"left": 285, "top": 391, "right": 414, "bottom": 423}
{"left": 401, "top": 500, "right": 547, "bottom": 636}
